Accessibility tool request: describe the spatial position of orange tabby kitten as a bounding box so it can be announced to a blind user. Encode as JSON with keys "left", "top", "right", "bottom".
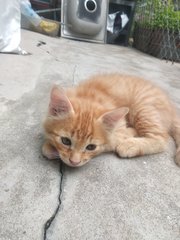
{"left": 42, "top": 74, "right": 180, "bottom": 167}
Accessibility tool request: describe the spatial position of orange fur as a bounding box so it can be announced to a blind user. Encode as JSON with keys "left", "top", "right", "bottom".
{"left": 42, "top": 73, "right": 180, "bottom": 167}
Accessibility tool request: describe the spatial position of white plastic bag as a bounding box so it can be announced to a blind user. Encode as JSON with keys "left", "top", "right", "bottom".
{"left": 0, "top": 0, "right": 21, "bottom": 53}
{"left": 107, "top": 11, "right": 129, "bottom": 34}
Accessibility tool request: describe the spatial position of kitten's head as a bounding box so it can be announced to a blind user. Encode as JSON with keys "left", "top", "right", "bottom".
{"left": 43, "top": 86, "right": 128, "bottom": 167}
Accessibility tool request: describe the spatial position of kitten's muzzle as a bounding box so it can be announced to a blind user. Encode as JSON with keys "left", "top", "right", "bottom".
{"left": 69, "top": 159, "right": 81, "bottom": 166}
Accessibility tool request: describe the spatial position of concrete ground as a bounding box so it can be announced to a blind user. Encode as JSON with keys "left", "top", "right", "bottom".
{"left": 0, "top": 30, "right": 180, "bottom": 240}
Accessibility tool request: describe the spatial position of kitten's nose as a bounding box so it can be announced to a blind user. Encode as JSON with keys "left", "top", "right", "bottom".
{"left": 69, "top": 159, "right": 81, "bottom": 166}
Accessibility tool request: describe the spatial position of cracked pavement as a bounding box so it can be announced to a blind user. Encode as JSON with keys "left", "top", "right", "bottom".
{"left": 0, "top": 30, "right": 180, "bottom": 240}
{"left": 43, "top": 162, "right": 64, "bottom": 240}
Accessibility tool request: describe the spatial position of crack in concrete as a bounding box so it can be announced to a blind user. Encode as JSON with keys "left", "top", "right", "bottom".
{"left": 43, "top": 161, "right": 64, "bottom": 240}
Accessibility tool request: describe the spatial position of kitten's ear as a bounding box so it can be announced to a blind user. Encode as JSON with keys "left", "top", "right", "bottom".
{"left": 98, "top": 107, "right": 129, "bottom": 130}
{"left": 49, "top": 85, "right": 74, "bottom": 117}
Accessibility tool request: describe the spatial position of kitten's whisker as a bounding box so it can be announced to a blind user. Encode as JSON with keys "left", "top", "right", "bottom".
{"left": 116, "top": 123, "right": 127, "bottom": 128}
{"left": 42, "top": 153, "right": 60, "bottom": 159}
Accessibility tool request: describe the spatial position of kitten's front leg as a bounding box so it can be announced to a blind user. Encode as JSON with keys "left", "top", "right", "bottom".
{"left": 42, "top": 141, "right": 60, "bottom": 159}
{"left": 115, "top": 136, "right": 168, "bottom": 158}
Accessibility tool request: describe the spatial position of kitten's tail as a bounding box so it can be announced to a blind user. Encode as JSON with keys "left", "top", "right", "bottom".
{"left": 172, "top": 115, "right": 180, "bottom": 166}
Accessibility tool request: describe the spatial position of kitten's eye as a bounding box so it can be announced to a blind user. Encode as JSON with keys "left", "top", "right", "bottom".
{"left": 61, "top": 137, "right": 71, "bottom": 146}
{"left": 86, "top": 144, "right": 96, "bottom": 151}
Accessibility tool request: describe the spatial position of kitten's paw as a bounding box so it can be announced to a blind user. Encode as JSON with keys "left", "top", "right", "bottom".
{"left": 42, "top": 142, "right": 59, "bottom": 159}
{"left": 116, "top": 139, "right": 143, "bottom": 158}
